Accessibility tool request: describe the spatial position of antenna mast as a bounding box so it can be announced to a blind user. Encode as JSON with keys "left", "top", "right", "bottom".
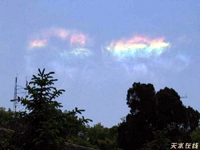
{"left": 12, "top": 76, "right": 28, "bottom": 112}
{"left": 181, "top": 94, "right": 187, "bottom": 99}
{"left": 13, "top": 77, "right": 18, "bottom": 112}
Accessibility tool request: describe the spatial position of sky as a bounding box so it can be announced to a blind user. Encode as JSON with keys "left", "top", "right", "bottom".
{"left": 0, "top": 0, "right": 200, "bottom": 127}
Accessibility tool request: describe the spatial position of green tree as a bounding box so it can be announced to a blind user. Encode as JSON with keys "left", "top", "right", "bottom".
{"left": 190, "top": 128, "right": 200, "bottom": 150}
{"left": 186, "top": 107, "right": 200, "bottom": 131}
{"left": 8, "top": 69, "right": 90, "bottom": 150}
{"left": 86, "top": 123, "right": 119, "bottom": 150}
{"left": 0, "top": 107, "right": 14, "bottom": 149}
{"left": 142, "top": 129, "right": 171, "bottom": 150}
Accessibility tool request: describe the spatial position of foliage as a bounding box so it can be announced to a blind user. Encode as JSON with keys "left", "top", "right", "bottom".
{"left": 0, "top": 107, "right": 13, "bottom": 125}
{"left": 142, "top": 129, "right": 171, "bottom": 150}
{"left": 0, "top": 107, "right": 14, "bottom": 149}
{"left": 190, "top": 128, "right": 200, "bottom": 150}
{"left": 86, "top": 123, "right": 119, "bottom": 150}
{"left": 118, "top": 82, "right": 200, "bottom": 150}
{"left": 1, "top": 73, "right": 200, "bottom": 150}
{"left": 186, "top": 107, "right": 200, "bottom": 131}
{"left": 5, "top": 69, "right": 91, "bottom": 150}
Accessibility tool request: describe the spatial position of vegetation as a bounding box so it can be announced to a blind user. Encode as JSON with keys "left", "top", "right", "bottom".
{"left": 117, "top": 83, "right": 200, "bottom": 150}
{"left": 0, "top": 70, "right": 199, "bottom": 150}
{"left": 190, "top": 128, "right": 200, "bottom": 150}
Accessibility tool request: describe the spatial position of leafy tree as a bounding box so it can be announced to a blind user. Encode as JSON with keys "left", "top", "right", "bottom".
{"left": 0, "top": 107, "right": 14, "bottom": 149}
{"left": 118, "top": 83, "right": 156, "bottom": 150}
{"left": 142, "top": 129, "right": 171, "bottom": 150}
{"left": 190, "top": 128, "right": 200, "bottom": 150}
{"left": 0, "top": 107, "right": 13, "bottom": 125}
{"left": 7, "top": 69, "right": 90, "bottom": 150}
{"left": 86, "top": 123, "right": 119, "bottom": 150}
{"left": 118, "top": 82, "right": 200, "bottom": 150}
{"left": 186, "top": 107, "right": 200, "bottom": 131}
{"left": 156, "top": 88, "right": 188, "bottom": 130}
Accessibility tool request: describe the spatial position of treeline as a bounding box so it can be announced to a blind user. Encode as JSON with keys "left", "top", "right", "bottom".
{"left": 0, "top": 69, "right": 200, "bottom": 150}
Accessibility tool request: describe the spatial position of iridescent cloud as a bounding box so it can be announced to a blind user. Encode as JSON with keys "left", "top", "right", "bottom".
{"left": 28, "top": 27, "right": 91, "bottom": 57}
{"left": 106, "top": 36, "right": 170, "bottom": 58}
{"left": 34, "top": 27, "right": 88, "bottom": 44}
{"left": 52, "top": 28, "right": 69, "bottom": 40}
{"left": 41, "top": 28, "right": 69, "bottom": 40}
{"left": 70, "top": 48, "right": 91, "bottom": 57}
{"left": 28, "top": 28, "right": 88, "bottom": 47}
{"left": 29, "top": 39, "right": 47, "bottom": 48}
{"left": 70, "top": 34, "right": 86, "bottom": 46}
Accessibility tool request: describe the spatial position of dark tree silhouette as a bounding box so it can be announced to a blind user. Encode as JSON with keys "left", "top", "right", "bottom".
{"left": 118, "top": 82, "right": 200, "bottom": 150}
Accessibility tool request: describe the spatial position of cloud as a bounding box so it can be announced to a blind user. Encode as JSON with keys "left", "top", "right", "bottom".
{"left": 132, "top": 63, "right": 148, "bottom": 74}
{"left": 70, "top": 48, "right": 92, "bottom": 57}
{"left": 105, "top": 36, "right": 170, "bottom": 59}
{"left": 70, "top": 34, "right": 87, "bottom": 46}
{"left": 101, "top": 35, "right": 190, "bottom": 81}
{"left": 25, "top": 27, "right": 95, "bottom": 81}
{"left": 28, "top": 27, "right": 89, "bottom": 46}
{"left": 59, "top": 48, "right": 92, "bottom": 59}
{"left": 35, "top": 27, "right": 70, "bottom": 40}
{"left": 29, "top": 39, "right": 48, "bottom": 48}
{"left": 48, "top": 28, "right": 69, "bottom": 40}
{"left": 27, "top": 27, "right": 92, "bottom": 57}
{"left": 25, "top": 30, "right": 190, "bottom": 83}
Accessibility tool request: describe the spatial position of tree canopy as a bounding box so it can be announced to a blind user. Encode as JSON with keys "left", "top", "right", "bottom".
{"left": 2, "top": 69, "right": 91, "bottom": 150}
{"left": 0, "top": 72, "right": 199, "bottom": 150}
{"left": 118, "top": 82, "right": 200, "bottom": 150}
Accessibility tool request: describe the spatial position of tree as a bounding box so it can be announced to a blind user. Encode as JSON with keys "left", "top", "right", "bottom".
{"left": 156, "top": 88, "right": 188, "bottom": 130}
{"left": 0, "top": 107, "right": 14, "bottom": 149}
{"left": 190, "top": 128, "right": 200, "bottom": 150}
{"left": 7, "top": 69, "right": 90, "bottom": 150}
{"left": 118, "top": 82, "right": 200, "bottom": 150}
{"left": 118, "top": 83, "right": 156, "bottom": 150}
{"left": 186, "top": 107, "right": 200, "bottom": 131}
{"left": 85, "top": 123, "right": 119, "bottom": 150}
{"left": 142, "top": 129, "right": 171, "bottom": 150}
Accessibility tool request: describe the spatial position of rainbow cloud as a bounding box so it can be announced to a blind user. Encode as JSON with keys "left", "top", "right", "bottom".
{"left": 29, "top": 27, "right": 88, "bottom": 47}
{"left": 106, "top": 36, "right": 170, "bottom": 58}
{"left": 28, "top": 27, "right": 92, "bottom": 58}
{"left": 28, "top": 27, "right": 90, "bottom": 56}
{"left": 41, "top": 28, "right": 69, "bottom": 40}
{"left": 70, "top": 34, "right": 86, "bottom": 46}
{"left": 29, "top": 39, "right": 47, "bottom": 48}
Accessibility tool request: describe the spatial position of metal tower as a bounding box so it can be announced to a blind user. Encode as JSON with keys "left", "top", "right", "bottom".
{"left": 12, "top": 76, "right": 28, "bottom": 112}
{"left": 13, "top": 77, "right": 18, "bottom": 112}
